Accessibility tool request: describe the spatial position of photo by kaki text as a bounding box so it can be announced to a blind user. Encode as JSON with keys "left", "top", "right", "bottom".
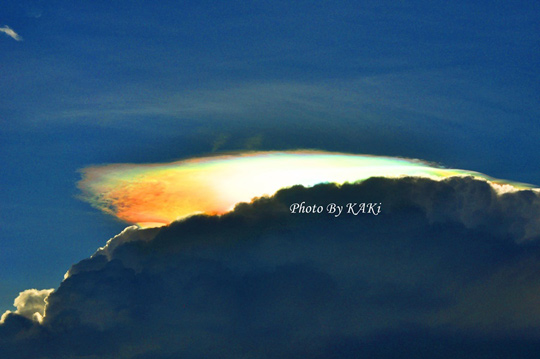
{"left": 289, "top": 202, "right": 382, "bottom": 217}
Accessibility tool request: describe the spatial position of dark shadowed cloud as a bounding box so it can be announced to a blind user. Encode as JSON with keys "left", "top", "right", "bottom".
{"left": 2, "top": 176, "right": 540, "bottom": 358}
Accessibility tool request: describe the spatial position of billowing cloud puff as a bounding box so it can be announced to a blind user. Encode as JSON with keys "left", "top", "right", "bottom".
{"left": 0, "top": 289, "right": 54, "bottom": 324}
{"left": 3, "top": 177, "right": 540, "bottom": 358}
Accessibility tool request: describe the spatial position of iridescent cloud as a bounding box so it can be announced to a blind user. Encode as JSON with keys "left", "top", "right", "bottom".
{"left": 77, "top": 151, "right": 535, "bottom": 227}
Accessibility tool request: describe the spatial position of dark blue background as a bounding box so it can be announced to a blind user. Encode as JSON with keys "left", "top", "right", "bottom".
{"left": 1, "top": 0, "right": 539, "bottom": 311}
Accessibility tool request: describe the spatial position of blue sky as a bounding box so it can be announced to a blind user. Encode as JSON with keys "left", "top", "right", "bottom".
{"left": 1, "top": 0, "right": 539, "bottom": 316}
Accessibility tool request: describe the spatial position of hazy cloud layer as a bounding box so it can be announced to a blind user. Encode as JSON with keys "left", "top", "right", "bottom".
{"left": 3, "top": 177, "right": 540, "bottom": 358}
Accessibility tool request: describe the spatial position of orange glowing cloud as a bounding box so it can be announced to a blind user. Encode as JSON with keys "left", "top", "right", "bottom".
{"left": 77, "top": 150, "right": 535, "bottom": 228}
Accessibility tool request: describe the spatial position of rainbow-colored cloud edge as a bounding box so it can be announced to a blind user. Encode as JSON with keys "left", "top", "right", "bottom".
{"left": 77, "top": 150, "right": 537, "bottom": 228}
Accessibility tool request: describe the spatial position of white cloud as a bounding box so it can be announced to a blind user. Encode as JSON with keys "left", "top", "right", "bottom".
{"left": 64, "top": 225, "right": 160, "bottom": 279}
{"left": 0, "top": 288, "right": 54, "bottom": 324}
{"left": 0, "top": 25, "right": 23, "bottom": 41}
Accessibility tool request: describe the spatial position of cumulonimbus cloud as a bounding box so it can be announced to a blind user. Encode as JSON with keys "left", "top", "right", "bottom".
{"left": 0, "top": 26, "right": 23, "bottom": 41}
{"left": 3, "top": 177, "right": 540, "bottom": 358}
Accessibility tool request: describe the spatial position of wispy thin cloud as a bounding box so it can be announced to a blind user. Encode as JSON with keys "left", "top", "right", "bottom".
{"left": 0, "top": 25, "right": 23, "bottom": 41}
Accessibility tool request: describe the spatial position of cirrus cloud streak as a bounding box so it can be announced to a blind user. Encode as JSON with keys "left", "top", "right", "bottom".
{"left": 0, "top": 26, "right": 22, "bottom": 41}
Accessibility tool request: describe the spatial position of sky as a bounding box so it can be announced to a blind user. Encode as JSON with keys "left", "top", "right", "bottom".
{"left": 1, "top": 0, "right": 540, "bottom": 357}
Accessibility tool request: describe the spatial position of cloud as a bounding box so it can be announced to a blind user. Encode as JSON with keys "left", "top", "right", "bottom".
{"left": 3, "top": 177, "right": 540, "bottom": 358}
{"left": 0, "top": 289, "right": 54, "bottom": 324}
{"left": 0, "top": 26, "right": 23, "bottom": 41}
{"left": 77, "top": 151, "right": 535, "bottom": 228}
